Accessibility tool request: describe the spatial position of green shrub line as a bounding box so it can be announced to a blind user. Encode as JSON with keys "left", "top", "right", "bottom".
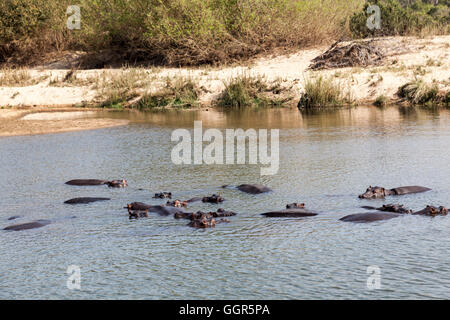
{"left": 1, "top": 0, "right": 365, "bottom": 66}
{"left": 1, "top": 1, "right": 448, "bottom": 67}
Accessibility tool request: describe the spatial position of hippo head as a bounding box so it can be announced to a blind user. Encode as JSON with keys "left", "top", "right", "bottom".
{"left": 425, "top": 206, "right": 448, "bottom": 216}
{"left": 169, "top": 200, "right": 187, "bottom": 208}
{"left": 108, "top": 179, "right": 128, "bottom": 188}
{"left": 286, "top": 203, "right": 305, "bottom": 209}
{"left": 359, "top": 186, "right": 387, "bottom": 199}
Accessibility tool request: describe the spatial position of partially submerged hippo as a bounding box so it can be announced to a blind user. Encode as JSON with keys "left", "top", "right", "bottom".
{"left": 174, "top": 209, "right": 237, "bottom": 220}
{"left": 361, "top": 204, "right": 412, "bottom": 214}
{"left": 412, "top": 205, "right": 448, "bottom": 217}
{"left": 188, "top": 217, "right": 230, "bottom": 229}
{"left": 126, "top": 202, "right": 153, "bottom": 210}
{"left": 3, "top": 219, "right": 51, "bottom": 231}
{"left": 261, "top": 208, "right": 318, "bottom": 218}
{"left": 126, "top": 202, "right": 187, "bottom": 216}
{"left": 286, "top": 203, "right": 305, "bottom": 209}
{"left": 153, "top": 192, "right": 172, "bottom": 199}
{"left": 7, "top": 215, "right": 21, "bottom": 221}
{"left": 127, "top": 205, "right": 149, "bottom": 219}
{"left": 202, "top": 194, "right": 224, "bottom": 203}
{"left": 64, "top": 197, "right": 110, "bottom": 204}
{"left": 340, "top": 212, "right": 400, "bottom": 223}
{"left": 106, "top": 180, "right": 128, "bottom": 188}
{"left": 166, "top": 200, "right": 188, "bottom": 208}
{"left": 66, "top": 179, "right": 127, "bottom": 188}
{"left": 359, "top": 186, "right": 431, "bottom": 199}
{"left": 223, "top": 184, "right": 272, "bottom": 194}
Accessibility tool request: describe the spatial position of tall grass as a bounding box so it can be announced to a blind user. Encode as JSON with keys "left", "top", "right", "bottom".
{"left": 136, "top": 78, "right": 200, "bottom": 109}
{"left": 217, "top": 75, "right": 294, "bottom": 108}
{"left": 397, "top": 79, "right": 439, "bottom": 105}
{"left": 298, "top": 76, "right": 353, "bottom": 109}
{"left": 0, "top": 0, "right": 365, "bottom": 66}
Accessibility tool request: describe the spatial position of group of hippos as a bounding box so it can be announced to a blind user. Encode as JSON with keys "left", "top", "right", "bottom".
{"left": 2, "top": 181, "right": 448, "bottom": 231}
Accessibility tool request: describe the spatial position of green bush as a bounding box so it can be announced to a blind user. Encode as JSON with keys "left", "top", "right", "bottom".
{"left": 350, "top": 0, "right": 449, "bottom": 37}
{"left": 0, "top": 0, "right": 365, "bottom": 66}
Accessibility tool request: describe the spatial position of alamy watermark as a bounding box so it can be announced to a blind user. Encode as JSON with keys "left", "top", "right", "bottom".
{"left": 67, "top": 5, "right": 81, "bottom": 30}
{"left": 366, "top": 265, "right": 381, "bottom": 290}
{"left": 366, "top": 5, "right": 381, "bottom": 31}
{"left": 171, "top": 121, "right": 279, "bottom": 176}
{"left": 67, "top": 265, "right": 81, "bottom": 290}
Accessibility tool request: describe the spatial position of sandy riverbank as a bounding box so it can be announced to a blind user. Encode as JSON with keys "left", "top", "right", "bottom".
{"left": 0, "top": 35, "right": 449, "bottom": 136}
{"left": 0, "top": 107, "right": 129, "bottom": 137}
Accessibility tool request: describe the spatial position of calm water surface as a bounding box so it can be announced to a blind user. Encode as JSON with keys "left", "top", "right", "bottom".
{"left": 1, "top": 106, "right": 449, "bottom": 299}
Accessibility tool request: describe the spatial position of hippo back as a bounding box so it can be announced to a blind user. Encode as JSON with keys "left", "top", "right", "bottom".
{"left": 391, "top": 186, "right": 431, "bottom": 195}
{"left": 340, "top": 212, "right": 400, "bottom": 223}
{"left": 4, "top": 219, "right": 51, "bottom": 231}
{"left": 261, "top": 208, "right": 317, "bottom": 218}
{"left": 66, "top": 179, "right": 107, "bottom": 186}
{"left": 237, "top": 184, "right": 272, "bottom": 194}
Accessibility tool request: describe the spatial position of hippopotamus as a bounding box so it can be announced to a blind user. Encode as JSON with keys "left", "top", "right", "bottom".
{"left": 153, "top": 192, "right": 172, "bottom": 199}
{"left": 222, "top": 184, "right": 272, "bottom": 194}
{"left": 261, "top": 208, "right": 318, "bottom": 218}
{"left": 149, "top": 205, "right": 188, "bottom": 216}
{"left": 202, "top": 194, "right": 224, "bottom": 203}
{"left": 261, "top": 203, "right": 317, "bottom": 217}
{"left": 188, "top": 217, "right": 230, "bottom": 229}
{"left": 3, "top": 219, "right": 51, "bottom": 231}
{"left": 412, "top": 206, "right": 448, "bottom": 216}
{"left": 127, "top": 205, "right": 149, "bottom": 219}
{"left": 106, "top": 180, "right": 128, "bottom": 188}
{"left": 126, "top": 202, "right": 153, "bottom": 210}
{"left": 174, "top": 209, "right": 237, "bottom": 220}
{"left": 7, "top": 215, "right": 21, "bottom": 221}
{"left": 64, "top": 197, "right": 111, "bottom": 204}
{"left": 66, "top": 179, "right": 127, "bottom": 188}
{"left": 340, "top": 212, "right": 400, "bottom": 223}
{"left": 166, "top": 200, "right": 188, "bottom": 208}
{"left": 359, "top": 186, "right": 431, "bottom": 199}
{"left": 361, "top": 204, "right": 412, "bottom": 214}
{"left": 125, "top": 202, "right": 187, "bottom": 216}
{"left": 212, "top": 208, "right": 237, "bottom": 217}
{"left": 286, "top": 203, "right": 305, "bottom": 209}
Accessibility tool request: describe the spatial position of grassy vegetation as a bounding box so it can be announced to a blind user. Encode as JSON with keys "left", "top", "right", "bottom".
{"left": 397, "top": 79, "right": 439, "bottom": 105}
{"left": 445, "top": 92, "right": 450, "bottom": 107}
{"left": 216, "top": 75, "right": 294, "bottom": 108}
{"left": 49, "top": 69, "right": 97, "bottom": 87}
{"left": 0, "top": 68, "right": 48, "bottom": 86}
{"left": 0, "top": 0, "right": 365, "bottom": 66}
{"left": 374, "top": 94, "right": 388, "bottom": 107}
{"left": 298, "top": 76, "right": 353, "bottom": 109}
{"left": 136, "top": 78, "right": 200, "bottom": 109}
{"left": 95, "top": 68, "right": 154, "bottom": 108}
{"left": 350, "top": 0, "right": 450, "bottom": 38}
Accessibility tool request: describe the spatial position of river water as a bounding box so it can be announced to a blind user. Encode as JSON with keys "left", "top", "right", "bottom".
{"left": 1, "top": 106, "right": 449, "bottom": 299}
